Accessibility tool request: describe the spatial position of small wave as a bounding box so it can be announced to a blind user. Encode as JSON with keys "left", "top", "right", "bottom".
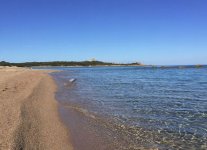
{"left": 140, "top": 94, "right": 207, "bottom": 102}
{"left": 63, "top": 104, "right": 96, "bottom": 119}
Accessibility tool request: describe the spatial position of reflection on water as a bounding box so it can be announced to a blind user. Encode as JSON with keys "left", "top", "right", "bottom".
{"left": 51, "top": 66, "right": 207, "bottom": 150}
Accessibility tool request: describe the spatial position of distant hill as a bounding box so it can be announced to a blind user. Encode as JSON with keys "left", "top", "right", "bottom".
{"left": 0, "top": 61, "right": 143, "bottom": 67}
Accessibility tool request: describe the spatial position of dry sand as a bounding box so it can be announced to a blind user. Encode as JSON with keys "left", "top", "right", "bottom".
{"left": 0, "top": 67, "right": 73, "bottom": 150}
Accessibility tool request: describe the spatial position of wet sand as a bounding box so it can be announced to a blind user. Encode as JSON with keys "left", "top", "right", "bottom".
{"left": 0, "top": 67, "right": 73, "bottom": 150}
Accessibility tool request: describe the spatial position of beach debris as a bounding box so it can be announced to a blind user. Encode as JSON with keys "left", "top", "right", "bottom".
{"left": 2, "top": 87, "right": 8, "bottom": 92}
{"left": 64, "top": 78, "right": 76, "bottom": 87}
{"left": 69, "top": 78, "right": 76, "bottom": 83}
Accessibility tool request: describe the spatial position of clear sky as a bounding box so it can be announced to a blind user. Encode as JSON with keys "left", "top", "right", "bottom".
{"left": 0, "top": 0, "right": 207, "bottom": 65}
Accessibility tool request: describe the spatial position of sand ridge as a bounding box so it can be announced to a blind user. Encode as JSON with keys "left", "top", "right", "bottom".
{"left": 0, "top": 67, "right": 73, "bottom": 150}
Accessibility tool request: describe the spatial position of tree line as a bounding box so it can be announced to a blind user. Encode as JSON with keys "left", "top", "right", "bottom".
{"left": 0, "top": 61, "right": 142, "bottom": 67}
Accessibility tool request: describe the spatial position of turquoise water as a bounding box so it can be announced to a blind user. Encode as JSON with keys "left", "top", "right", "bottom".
{"left": 50, "top": 66, "right": 207, "bottom": 150}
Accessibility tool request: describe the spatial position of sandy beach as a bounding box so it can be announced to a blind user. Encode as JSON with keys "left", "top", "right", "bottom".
{"left": 0, "top": 67, "right": 73, "bottom": 150}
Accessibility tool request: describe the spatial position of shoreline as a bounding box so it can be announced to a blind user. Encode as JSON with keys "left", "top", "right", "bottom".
{"left": 0, "top": 67, "right": 73, "bottom": 150}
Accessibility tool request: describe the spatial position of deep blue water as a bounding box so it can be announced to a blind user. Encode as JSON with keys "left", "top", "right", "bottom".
{"left": 49, "top": 66, "right": 207, "bottom": 149}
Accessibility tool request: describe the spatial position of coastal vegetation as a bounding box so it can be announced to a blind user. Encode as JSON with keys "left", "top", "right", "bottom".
{"left": 0, "top": 61, "right": 142, "bottom": 67}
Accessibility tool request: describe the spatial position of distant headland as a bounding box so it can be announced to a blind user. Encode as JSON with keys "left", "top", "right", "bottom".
{"left": 0, "top": 61, "right": 206, "bottom": 69}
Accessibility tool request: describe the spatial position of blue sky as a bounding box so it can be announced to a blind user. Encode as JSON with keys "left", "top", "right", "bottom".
{"left": 0, "top": 0, "right": 207, "bottom": 65}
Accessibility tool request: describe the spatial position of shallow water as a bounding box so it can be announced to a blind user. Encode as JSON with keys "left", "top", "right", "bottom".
{"left": 50, "top": 66, "right": 207, "bottom": 150}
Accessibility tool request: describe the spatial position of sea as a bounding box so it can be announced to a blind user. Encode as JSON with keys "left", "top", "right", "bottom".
{"left": 39, "top": 66, "right": 207, "bottom": 150}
